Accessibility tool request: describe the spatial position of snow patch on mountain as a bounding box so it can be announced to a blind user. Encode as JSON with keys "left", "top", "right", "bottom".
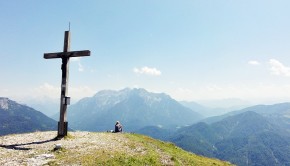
{"left": 0, "top": 97, "right": 9, "bottom": 110}
{"left": 93, "top": 90, "right": 128, "bottom": 108}
{"left": 92, "top": 88, "right": 165, "bottom": 108}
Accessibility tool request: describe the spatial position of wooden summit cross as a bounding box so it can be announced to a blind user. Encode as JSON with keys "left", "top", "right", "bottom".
{"left": 44, "top": 31, "right": 90, "bottom": 137}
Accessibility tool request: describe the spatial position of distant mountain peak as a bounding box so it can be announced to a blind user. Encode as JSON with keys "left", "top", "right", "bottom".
{"left": 90, "top": 88, "right": 171, "bottom": 108}
{"left": 91, "top": 89, "right": 132, "bottom": 108}
{"left": 68, "top": 88, "right": 203, "bottom": 131}
{"left": 0, "top": 97, "right": 9, "bottom": 110}
{"left": 0, "top": 98, "right": 57, "bottom": 136}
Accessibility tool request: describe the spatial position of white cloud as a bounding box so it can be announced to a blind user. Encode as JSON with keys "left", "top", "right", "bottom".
{"left": 70, "top": 57, "right": 84, "bottom": 72}
{"left": 133, "top": 66, "right": 161, "bottom": 76}
{"left": 248, "top": 60, "right": 260, "bottom": 65}
{"left": 269, "top": 59, "right": 290, "bottom": 77}
{"left": 78, "top": 62, "right": 84, "bottom": 72}
{"left": 34, "top": 83, "right": 60, "bottom": 98}
{"left": 33, "top": 83, "right": 95, "bottom": 100}
{"left": 69, "top": 86, "right": 94, "bottom": 99}
{"left": 71, "top": 57, "right": 81, "bottom": 62}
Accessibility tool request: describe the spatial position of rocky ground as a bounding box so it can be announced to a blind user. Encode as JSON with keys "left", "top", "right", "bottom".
{"left": 0, "top": 131, "right": 233, "bottom": 166}
{"left": 0, "top": 131, "right": 133, "bottom": 166}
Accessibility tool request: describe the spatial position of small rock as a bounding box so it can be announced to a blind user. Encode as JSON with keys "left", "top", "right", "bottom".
{"left": 54, "top": 144, "right": 62, "bottom": 151}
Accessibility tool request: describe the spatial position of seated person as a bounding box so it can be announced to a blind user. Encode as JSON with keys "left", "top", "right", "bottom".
{"left": 114, "top": 121, "right": 123, "bottom": 133}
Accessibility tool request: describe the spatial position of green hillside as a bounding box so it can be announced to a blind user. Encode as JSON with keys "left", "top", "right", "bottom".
{"left": 0, "top": 131, "right": 233, "bottom": 166}
{"left": 171, "top": 111, "right": 290, "bottom": 166}
{"left": 0, "top": 98, "right": 57, "bottom": 136}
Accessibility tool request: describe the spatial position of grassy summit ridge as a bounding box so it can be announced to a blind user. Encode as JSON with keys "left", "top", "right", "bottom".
{"left": 0, "top": 131, "right": 233, "bottom": 165}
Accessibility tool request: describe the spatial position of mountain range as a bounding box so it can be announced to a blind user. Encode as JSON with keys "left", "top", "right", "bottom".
{"left": 180, "top": 101, "right": 247, "bottom": 117}
{"left": 0, "top": 97, "right": 57, "bottom": 136}
{"left": 135, "top": 102, "right": 290, "bottom": 166}
{"left": 67, "top": 88, "right": 203, "bottom": 131}
{"left": 203, "top": 102, "right": 290, "bottom": 131}
{"left": 2, "top": 88, "right": 290, "bottom": 166}
{"left": 170, "top": 110, "right": 290, "bottom": 166}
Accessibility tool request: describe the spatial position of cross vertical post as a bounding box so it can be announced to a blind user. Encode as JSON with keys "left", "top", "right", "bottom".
{"left": 44, "top": 31, "right": 90, "bottom": 138}
{"left": 58, "top": 31, "right": 70, "bottom": 137}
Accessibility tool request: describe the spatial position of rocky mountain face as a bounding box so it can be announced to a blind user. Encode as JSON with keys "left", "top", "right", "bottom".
{"left": 67, "top": 88, "right": 203, "bottom": 131}
{"left": 0, "top": 97, "right": 57, "bottom": 136}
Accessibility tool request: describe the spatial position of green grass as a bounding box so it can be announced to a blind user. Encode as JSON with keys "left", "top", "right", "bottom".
{"left": 125, "top": 133, "right": 233, "bottom": 166}
{"left": 64, "top": 133, "right": 76, "bottom": 140}
{"left": 50, "top": 133, "right": 233, "bottom": 166}
{"left": 79, "top": 151, "right": 160, "bottom": 166}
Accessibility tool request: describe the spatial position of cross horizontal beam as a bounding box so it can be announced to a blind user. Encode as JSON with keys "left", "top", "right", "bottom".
{"left": 44, "top": 50, "right": 90, "bottom": 59}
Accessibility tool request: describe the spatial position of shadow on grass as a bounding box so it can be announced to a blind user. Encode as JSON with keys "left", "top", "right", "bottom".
{"left": 0, "top": 137, "right": 58, "bottom": 151}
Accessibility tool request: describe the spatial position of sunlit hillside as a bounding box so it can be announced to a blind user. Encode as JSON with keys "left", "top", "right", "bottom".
{"left": 0, "top": 131, "right": 233, "bottom": 166}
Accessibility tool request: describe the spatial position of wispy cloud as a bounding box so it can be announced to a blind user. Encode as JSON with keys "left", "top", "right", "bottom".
{"left": 71, "top": 57, "right": 81, "bottom": 62}
{"left": 248, "top": 60, "right": 260, "bottom": 65}
{"left": 34, "top": 83, "right": 94, "bottom": 100}
{"left": 269, "top": 59, "right": 290, "bottom": 77}
{"left": 78, "top": 63, "right": 84, "bottom": 72}
{"left": 133, "top": 66, "right": 161, "bottom": 76}
{"left": 71, "top": 57, "right": 84, "bottom": 72}
{"left": 34, "top": 83, "right": 60, "bottom": 98}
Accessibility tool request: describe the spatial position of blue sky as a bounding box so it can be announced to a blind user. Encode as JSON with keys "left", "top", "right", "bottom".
{"left": 1, "top": 0, "right": 290, "bottom": 104}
